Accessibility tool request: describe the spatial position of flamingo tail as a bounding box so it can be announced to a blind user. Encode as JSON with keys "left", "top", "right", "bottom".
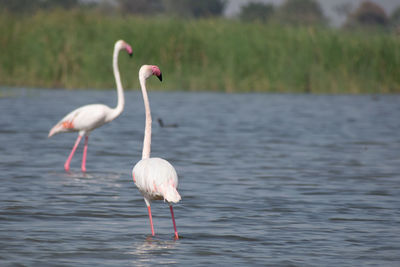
{"left": 48, "top": 124, "right": 64, "bottom": 137}
{"left": 164, "top": 187, "right": 181, "bottom": 204}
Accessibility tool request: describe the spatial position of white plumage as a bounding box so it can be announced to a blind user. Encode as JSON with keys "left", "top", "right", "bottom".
{"left": 133, "top": 157, "right": 181, "bottom": 204}
{"left": 48, "top": 104, "right": 113, "bottom": 137}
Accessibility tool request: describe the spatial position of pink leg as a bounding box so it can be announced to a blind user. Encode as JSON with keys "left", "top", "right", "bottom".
{"left": 81, "top": 136, "right": 88, "bottom": 172}
{"left": 64, "top": 135, "right": 82, "bottom": 172}
{"left": 147, "top": 206, "right": 155, "bottom": 236}
{"left": 170, "top": 205, "right": 179, "bottom": 239}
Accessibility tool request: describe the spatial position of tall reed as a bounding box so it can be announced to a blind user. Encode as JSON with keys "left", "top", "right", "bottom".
{"left": 1, "top": 10, "right": 399, "bottom": 93}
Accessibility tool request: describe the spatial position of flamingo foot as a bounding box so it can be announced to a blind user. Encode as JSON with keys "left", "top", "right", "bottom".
{"left": 81, "top": 136, "right": 88, "bottom": 173}
{"left": 64, "top": 135, "right": 82, "bottom": 173}
{"left": 147, "top": 205, "right": 155, "bottom": 236}
{"left": 170, "top": 205, "right": 179, "bottom": 240}
{"left": 64, "top": 163, "right": 70, "bottom": 172}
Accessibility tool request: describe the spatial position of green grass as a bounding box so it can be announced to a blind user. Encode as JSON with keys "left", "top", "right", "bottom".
{"left": 1, "top": 10, "right": 400, "bottom": 93}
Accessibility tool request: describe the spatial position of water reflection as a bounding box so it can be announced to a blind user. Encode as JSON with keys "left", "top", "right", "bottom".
{"left": 127, "top": 236, "right": 178, "bottom": 266}
{"left": 50, "top": 170, "right": 123, "bottom": 181}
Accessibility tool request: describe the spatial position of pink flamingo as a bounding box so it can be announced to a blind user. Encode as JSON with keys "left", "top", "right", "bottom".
{"left": 48, "top": 40, "right": 132, "bottom": 172}
{"left": 132, "top": 65, "right": 181, "bottom": 239}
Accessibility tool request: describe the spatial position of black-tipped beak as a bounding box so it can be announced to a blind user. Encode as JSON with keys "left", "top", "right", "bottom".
{"left": 129, "top": 52, "right": 133, "bottom": 58}
{"left": 157, "top": 73, "right": 162, "bottom": 82}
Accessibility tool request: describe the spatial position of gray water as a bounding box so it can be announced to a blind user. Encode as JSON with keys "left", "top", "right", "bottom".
{"left": 1, "top": 88, "right": 400, "bottom": 266}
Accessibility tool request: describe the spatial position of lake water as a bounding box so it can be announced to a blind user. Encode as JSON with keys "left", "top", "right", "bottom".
{"left": 1, "top": 88, "right": 400, "bottom": 266}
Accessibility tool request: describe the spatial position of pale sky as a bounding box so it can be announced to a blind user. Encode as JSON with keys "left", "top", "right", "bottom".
{"left": 225, "top": 0, "right": 400, "bottom": 26}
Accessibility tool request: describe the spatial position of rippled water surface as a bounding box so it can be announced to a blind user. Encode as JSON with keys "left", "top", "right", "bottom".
{"left": 1, "top": 88, "right": 400, "bottom": 266}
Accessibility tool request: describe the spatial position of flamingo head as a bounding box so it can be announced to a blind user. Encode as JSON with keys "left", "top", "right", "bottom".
{"left": 116, "top": 40, "right": 133, "bottom": 57}
{"left": 139, "top": 65, "right": 163, "bottom": 82}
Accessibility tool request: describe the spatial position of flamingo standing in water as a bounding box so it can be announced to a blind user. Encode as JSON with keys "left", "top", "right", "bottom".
{"left": 48, "top": 40, "right": 133, "bottom": 172}
{"left": 132, "top": 65, "right": 181, "bottom": 239}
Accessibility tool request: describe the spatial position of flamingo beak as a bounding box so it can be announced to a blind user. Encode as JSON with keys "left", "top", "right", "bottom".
{"left": 126, "top": 45, "right": 133, "bottom": 57}
{"left": 157, "top": 73, "right": 162, "bottom": 82}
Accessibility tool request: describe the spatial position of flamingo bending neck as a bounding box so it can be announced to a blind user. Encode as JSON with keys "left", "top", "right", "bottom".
{"left": 108, "top": 40, "right": 130, "bottom": 122}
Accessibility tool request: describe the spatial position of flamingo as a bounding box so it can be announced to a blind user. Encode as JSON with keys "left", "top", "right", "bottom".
{"left": 132, "top": 65, "right": 181, "bottom": 239}
{"left": 48, "top": 40, "right": 133, "bottom": 172}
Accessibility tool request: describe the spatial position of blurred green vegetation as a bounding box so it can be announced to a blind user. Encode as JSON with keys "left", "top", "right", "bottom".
{"left": 0, "top": 10, "right": 400, "bottom": 93}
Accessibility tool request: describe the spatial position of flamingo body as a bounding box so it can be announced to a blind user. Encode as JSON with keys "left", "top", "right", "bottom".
{"left": 133, "top": 157, "right": 181, "bottom": 204}
{"left": 48, "top": 104, "right": 114, "bottom": 137}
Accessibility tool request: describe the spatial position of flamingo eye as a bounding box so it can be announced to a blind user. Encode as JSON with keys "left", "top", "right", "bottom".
{"left": 151, "top": 66, "right": 160, "bottom": 75}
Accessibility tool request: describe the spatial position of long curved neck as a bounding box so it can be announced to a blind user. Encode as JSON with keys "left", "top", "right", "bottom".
{"left": 140, "top": 76, "right": 152, "bottom": 159}
{"left": 109, "top": 46, "right": 125, "bottom": 121}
